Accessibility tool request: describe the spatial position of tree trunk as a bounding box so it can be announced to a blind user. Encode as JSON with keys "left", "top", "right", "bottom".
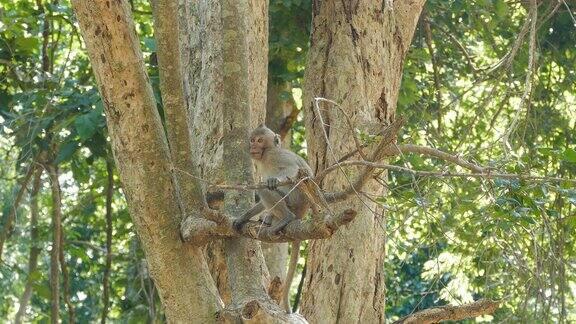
{"left": 180, "top": 0, "right": 270, "bottom": 304}
{"left": 220, "top": 0, "right": 269, "bottom": 305}
{"left": 14, "top": 169, "right": 43, "bottom": 324}
{"left": 262, "top": 80, "right": 297, "bottom": 281}
{"left": 47, "top": 163, "right": 61, "bottom": 324}
{"left": 301, "top": 2, "right": 425, "bottom": 323}
{"left": 59, "top": 223, "right": 75, "bottom": 323}
{"left": 100, "top": 158, "right": 114, "bottom": 323}
{"left": 151, "top": 0, "right": 206, "bottom": 215}
{"left": 71, "top": 1, "right": 222, "bottom": 322}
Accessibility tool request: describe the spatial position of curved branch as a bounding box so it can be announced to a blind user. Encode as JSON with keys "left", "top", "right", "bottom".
{"left": 393, "top": 299, "right": 500, "bottom": 324}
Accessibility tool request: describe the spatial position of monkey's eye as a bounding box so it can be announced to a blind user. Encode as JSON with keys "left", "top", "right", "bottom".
{"left": 250, "top": 138, "right": 255, "bottom": 143}
{"left": 257, "top": 138, "right": 263, "bottom": 143}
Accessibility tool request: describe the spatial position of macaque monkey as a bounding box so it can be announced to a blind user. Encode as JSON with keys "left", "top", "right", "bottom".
{"left": 233, "top": 124, "right": 312, "bottom": 313}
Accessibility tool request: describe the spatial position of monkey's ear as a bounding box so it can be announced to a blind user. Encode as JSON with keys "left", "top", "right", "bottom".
{"left": 274, "top": 134, "right": 281, "bottom": 146}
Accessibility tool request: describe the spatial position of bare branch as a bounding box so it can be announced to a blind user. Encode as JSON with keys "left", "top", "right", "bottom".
{"left": 316, "top": 160, "right": 574, "bottom": 183}
{"left": 393, "top": 299, "right": 500, "bottom": 324}
{"left": 388, "top": 144, "right": 485, "bottom": 173}
{"left": 423, "top": 15, "right": 444, "bottom": 133}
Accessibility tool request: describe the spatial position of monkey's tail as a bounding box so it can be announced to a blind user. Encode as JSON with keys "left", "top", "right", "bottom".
{"left": 282, "top": 240, "right": 301, "bottom": 313}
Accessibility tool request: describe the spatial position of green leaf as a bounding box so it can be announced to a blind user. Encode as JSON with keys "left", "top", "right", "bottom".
{"left": 143, "top": 37, "right": 156, "bottom": 51}
{"left": 55, "top": 141, "right": 79, "bottom": 164}
{"left": 562, "top": 148, "right": 576, "bottom": 163}
{"left": 33, "top": 283, "right": 51, "bottom": 300}
{"left": 494, "top": 0, "right": 508, "bottom": 19}
{"left": 75, "top": 105, "right": 105, "bottom": 141}
{"left": 15, "top": 37, "right": 39, "bottom": 52}
{"left": 75, "top": 114, "right": 97, "bottom": 140}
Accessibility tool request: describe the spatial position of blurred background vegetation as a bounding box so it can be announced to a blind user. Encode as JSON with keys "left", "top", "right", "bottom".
{"left": 0, "top": 0, "right": 574, "bottom": 322}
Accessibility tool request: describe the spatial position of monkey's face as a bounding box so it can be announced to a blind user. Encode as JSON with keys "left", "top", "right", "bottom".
{"left": 249, "top": 134, "right": 273, "bottom": 160}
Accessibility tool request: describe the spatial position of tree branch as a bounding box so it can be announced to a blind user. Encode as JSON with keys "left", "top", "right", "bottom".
{"left": 386, "top": 144, "right": 485, "bottom": 173}
{"left": 393, "top": 299, "right": 500, "bottom": 324}
{"left": 319, "top": 116, "right": 405, "bottom": 203}
{"left": 151, "top": 0, "right": 207, "bottom": 212}
{"left": 181, "top": 208, "right": 356, "bottom": 245}
{"left": 0, "top": 162, "right": 37, "bottom": 261}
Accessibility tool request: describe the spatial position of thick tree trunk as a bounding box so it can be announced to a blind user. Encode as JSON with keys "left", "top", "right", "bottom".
{"left": 71, "top": 1, "right": 221, "bottom": 322}
{"left": 181, "top": 0, "right": 266, "bottom": 184}
{"left": 180, "top": 0, "right": 270, "bottom": 305}
{"left": 220, "top": 0, "right": 269, "bottom": 305}
{"left": 301, "top": 2, "right": 425, "bottom": 323}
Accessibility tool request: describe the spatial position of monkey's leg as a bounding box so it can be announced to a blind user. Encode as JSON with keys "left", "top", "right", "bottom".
{"left": 233, "top": 202, "right": 265, "bottom": 231}
{"left": 259, "top": 189, "right": 297, "bottom": 234}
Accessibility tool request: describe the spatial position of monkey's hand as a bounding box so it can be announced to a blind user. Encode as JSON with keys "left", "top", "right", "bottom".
{"left": 266, "top": 177, "right": 280, "bottom": 190}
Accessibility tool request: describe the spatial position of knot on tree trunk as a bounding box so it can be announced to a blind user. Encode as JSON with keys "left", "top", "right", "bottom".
{"left": 217, "top": 299, "right": 308, "bottom": 323}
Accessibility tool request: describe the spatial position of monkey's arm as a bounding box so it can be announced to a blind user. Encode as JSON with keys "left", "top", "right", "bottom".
{"left": 232, "top": 202, "right": 265, "bottom": 231}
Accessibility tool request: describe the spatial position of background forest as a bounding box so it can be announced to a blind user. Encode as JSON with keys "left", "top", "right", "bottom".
{"left": 0, "top": 0, "right": 575, "bottom": 323}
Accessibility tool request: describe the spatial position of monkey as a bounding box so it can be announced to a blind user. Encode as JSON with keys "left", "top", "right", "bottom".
{"left": 232, "top": 124, "right": 312, "bottom": 313}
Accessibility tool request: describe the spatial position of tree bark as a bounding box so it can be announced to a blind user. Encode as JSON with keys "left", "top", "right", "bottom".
{"left": 59, "top": 223, "right": 75, "bottom": 323}
{"left": 71, "top": 1, "right": 222, "bottom": 322}
{"left": 219, "top": 0, "right": 270, "bottom": 307}
{"left": 14, "top": 169, "right": 43, "bottom": 324}
{"left": 301, "top": 1, "right": 425, "bottom": 323}
{"left": 151, "top": 0, "right": 206, "bottom": 214}
{"left": 215, "top": 1, "right": 305, "bottom": 322}
{"left": 262, "top": 80, "right": 297, "bottom": 281}
{"left": 47, "top": 163, "right": 61, "bottom": 324}
{"left": 180, "top": 0, "right": 270, "bottom": 305}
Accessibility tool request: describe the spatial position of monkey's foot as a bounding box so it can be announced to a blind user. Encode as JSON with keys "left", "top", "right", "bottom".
{"left": 232, "top": 220, "right": 246, "bottom": 232}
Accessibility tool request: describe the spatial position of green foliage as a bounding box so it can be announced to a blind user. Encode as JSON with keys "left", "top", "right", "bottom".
{"left": 0, "top": 0, "right": 161, "bottom": 321}
{"left": 385, "top": 1, "right": 576, "bottom": 322}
